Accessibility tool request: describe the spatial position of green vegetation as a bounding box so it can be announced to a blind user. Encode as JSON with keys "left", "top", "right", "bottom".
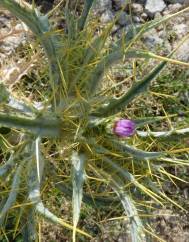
{"left": 0, "top": 0, "right": 189, "bottom": 241}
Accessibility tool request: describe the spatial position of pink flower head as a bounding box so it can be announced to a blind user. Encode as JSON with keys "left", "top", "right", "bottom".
{"left": 113, "top": 119, "right": 135, "bottom": 137}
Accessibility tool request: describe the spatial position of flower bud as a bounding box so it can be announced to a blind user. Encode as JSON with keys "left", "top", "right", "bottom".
{"left": 113, "top": 119, "right": 135, "bottom": 137}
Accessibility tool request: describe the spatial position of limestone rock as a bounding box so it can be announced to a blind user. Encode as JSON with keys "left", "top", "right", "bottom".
{"left": 145, "top": 0, "right": 166, "bottom": 17}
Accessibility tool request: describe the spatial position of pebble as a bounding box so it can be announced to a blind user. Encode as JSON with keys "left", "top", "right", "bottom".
{"left": 145, "top": 0, "right": 166, "bottom": 17}
{"left": 174, "top": 38, "right": 189, "bottom": 61}
{"left": 117, "top": 12, "right": 132, "bottom": 26}
{"left": 95, "top": 0, "right": 112, "bottom": 13}
{"left": 131, "top": 3, "right": 144, "bottom": 15}
{"left": 142, "top": 28, "right": 164, "bottom": 48}
{"left": 100, "top": 10, "right": 114, "bottom": 23}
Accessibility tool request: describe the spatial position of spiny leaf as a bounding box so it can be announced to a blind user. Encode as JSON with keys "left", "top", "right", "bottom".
{"left": 137, "top": 128, "right": 189, "bottom": 140}
{"left": 0, "top": 112, "right": 61, "bottom": 138}
{"left": 0, "top": 159, "right": 26, "bottom": 225}
{"left": 71, "top": 151, "right": 86, "bottom": 242}
{"left": 27, "top": 149, "right": 91, "bottom": 239}
{"left": 65, "top": 1, "right": 77, "bottom": 40}
{"left": 107, "top": 139, "right": 163, "bottom": 159}
{"left": 0, "top": 153, "right": 15, "bottom": 177}
{"left": 93, "top": 61, "right": 167, "bottom": 117}
{"left": 49, "top": 161, "right": 118, "bottom": 206}
{"left": 87, "top": 48, "right": 189, "bottom": 94}
{"left": 36, "top": 201, "right": 92, "bottom": 238}
{"left": 78, "top": 0, "right": 95, "bottom": 31}
{"left": 72, "top": 22, "right": 115, "bottom": 90}
{"left": 110, "top": 179, "right": 145, "bottom": 242}
{"left": 93, "top": 146, "right": 164, "bottom": 204}
{"left": 94, "top": 166, "right": 145, "bottom": 242}
{"left": 22, "top": 208, "right": 37, "bottom": 242}
{"left": 55, "top": 181, "right": 118, "bottom": 207}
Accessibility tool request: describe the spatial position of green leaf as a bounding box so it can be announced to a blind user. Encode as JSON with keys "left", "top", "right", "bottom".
{"left": 86, "top": 49, "right": 148, "bottom": 94}
{"left": 0, "top": 158, "right": 26, "bottom": 225}
{"left": 71, "top": 151, "right": 86, "bottom": 242}
{"left": 72, "top": 27, "right": 114, "bottom": 91}
{"left": 0, "top": 153, "right": 15, "bottom": 177}
{"left": 78, "top": 0, "right": 95, "bottom": 31}
{"left": 48, "top": 161, "right": 118, "bottom": 207}
{"left": 26, "top": 146, "right": 91, "bottom": 238}
{"left": 93, "top": 145, "right": 164, "bottom": 204}
{"left": 87, "top": 49, "right": 175, "bottom": 94}
{"left": 0, "top": 83, "right": 9, "bottom": 103}
{"left": 35, "top": 201, "right": 92, "bottom": 238}
{"left": 137, "top": 128, "right": 189, "bottom": 140}
{"left": 133, "top": 116, "right": 174, "bottom": 127}
{"left": 93, "top": 61, "right": 167, "bottom": 117}
{"left": 0, "top": 112, "right": 61, "bottom": 138}
{"left": 87, "top": 50, "right": 123, "bottom": 93}
{"left": 22, "top": 208, "right": 37, "bottom": 242}
{"left": 55, "top": 181, "right": 118, "bottom": 207}
{"left": 104, "top": 139, "right": 163, "bottom": 159}
{"left": 65, "top": 1, "right": 77, "bottom": 40}
{"left": 96, "top": 167, "right": 145, "bottom": 242}
{"left": 111, "top": 180, "right": 145, "bottom": 242}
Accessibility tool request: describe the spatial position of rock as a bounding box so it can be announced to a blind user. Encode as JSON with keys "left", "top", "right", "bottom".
{"left": 94, "top": 0, "right": 112, "bottom": 13}
{"left": 132, "top": 16, "right": 142, "bottom": 23}
{"left": 172, "top": 23, "right": 188, "bottom": 37}
{"left": 167, "top": 3, "right": 182, "bottom": 12}
{"left": 141, "top": 12, "right": 148, "bottom": 21}
{"left": 131, "top": 3, "right": 143, "bottom": 15}
{"left": 100, "top": 10, "right": 114, "bottom": 23}
{"left": 145, "top": 0, "right": 166, "bottom": 17}
{"left": 0, "top": 20, "right": 26, "bottom": 64}
{"left": 163, "top": 3, "right": 182, "bottom": 15}
{"left": 174, "top": 38, "right": 189, "bottom": 61}
{"left": 117, "top": 12, "right": 132, "bottom": 26}
{"left": 142, "top": 29, "right": 164, "bottom": 48}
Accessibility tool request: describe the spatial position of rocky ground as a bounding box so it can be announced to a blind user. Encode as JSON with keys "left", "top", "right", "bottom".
{"left": 0, "top": 0, "right": 189, "bottom": 241}
{"left": 96, "top": 0, "right": 189, "bottom": 61}
{"left": 1, "top": 0, "right": 189, "bottom": 78}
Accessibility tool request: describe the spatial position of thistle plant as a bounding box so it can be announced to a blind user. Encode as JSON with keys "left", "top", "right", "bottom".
{"left": 0, "top": 0, "right": 189, "bottom": 241}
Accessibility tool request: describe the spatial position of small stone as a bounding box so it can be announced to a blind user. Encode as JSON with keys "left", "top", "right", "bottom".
{"left": 94, "top": 0, "right": 112, "bottom": 13}
{"left": 174, "top": 38, "right": 189, "bottom": 62}
{"left": 168, "top": 3, "right": 182, "bottom": 12}
{"left": 173, "top": 23, "right": 188, "bottom": 37}
{"left": 143, "top": 29, "right": 164, "bottom": 48}
{"left": 154, "top": 12, "right": 162, "bottom": 19}
{"left": 132, "top": 16, "right": 142, "bottom": 23}
{"left": 131, "top": 3, "right": 143, "bottom": 15}
{"left": 145, "top": 0, "right": 166, "bottom": 17}
{"left": 100, "top": 10, "right": 114, "bottom": 23}
{"left": 117, "top": 12, "right": 131, "bottom": 26}
{"left": 141, "top": 12, "right": 148, "bottom": 20}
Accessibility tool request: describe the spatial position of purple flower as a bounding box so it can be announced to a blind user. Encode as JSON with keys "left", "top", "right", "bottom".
{"left": 113, "top": 119, "right": 135, "bottom": 137}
